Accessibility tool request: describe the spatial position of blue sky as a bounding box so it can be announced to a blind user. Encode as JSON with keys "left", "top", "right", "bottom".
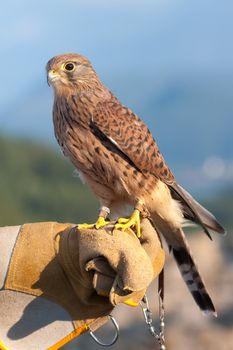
{"left": 0, "top": 0, "right": 232, "bottom": 193}
{"left": 1, "top": 0, "right": 232, "bottom": 106}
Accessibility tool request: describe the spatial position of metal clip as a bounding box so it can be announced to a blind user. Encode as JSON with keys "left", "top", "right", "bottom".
{"left": 89, "top": 315, "right": 119, "bottom": 347}
{"left": 140, "top": 294, "right": 166, "bottom": 350}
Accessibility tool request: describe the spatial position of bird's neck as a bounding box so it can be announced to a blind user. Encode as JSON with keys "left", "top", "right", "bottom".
{"left": 54, "top": 79, "right": 111, "bottom": 105}
{"left": 53, "top": 82, "right": 112, "bottom": 127}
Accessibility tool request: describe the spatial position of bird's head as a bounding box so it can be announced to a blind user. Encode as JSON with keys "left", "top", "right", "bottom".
{"left": 46, "top": 53, "right": 99, "bottom": 92}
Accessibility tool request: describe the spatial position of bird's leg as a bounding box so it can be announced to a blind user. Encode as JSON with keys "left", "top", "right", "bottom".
{"left": 77, "top": 206, "right": 111, "bottom": 230}
{"left": 95, "top": 206, "right": 111, "bottom": 228}
{"left": 115, "top": 203, "right": 142, "bottom": 238}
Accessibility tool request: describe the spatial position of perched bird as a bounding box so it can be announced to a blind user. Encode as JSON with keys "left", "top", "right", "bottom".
{"left": 47, "top": 53, "right": 225, "bottom": 315}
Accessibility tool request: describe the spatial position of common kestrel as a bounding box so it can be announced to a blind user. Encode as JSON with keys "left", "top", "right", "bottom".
{"left": 47, "top": 53, "right": 225, "bottom": 315}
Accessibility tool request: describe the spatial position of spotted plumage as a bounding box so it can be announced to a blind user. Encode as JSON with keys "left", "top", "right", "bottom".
{"left": 47, "top": 53, "right": 225, "bottom": 315}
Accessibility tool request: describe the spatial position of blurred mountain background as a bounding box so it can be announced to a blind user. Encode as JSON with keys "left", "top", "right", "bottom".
{"left": 0, "top": 0, "right": 232, "bottom": 349}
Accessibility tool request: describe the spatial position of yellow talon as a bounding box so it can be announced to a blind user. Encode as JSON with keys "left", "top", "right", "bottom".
{"left": 77, "top": 223, "right": 95, "bottom": 229}
{"left": 77, "top": 217, "right": 110, "bottom": 230}
{"left": 115, "top": 209, "right": 141, "bottom": 238}
{"left": 117, "top": 218, "right": 129, "bottom": 224}
{"left": 95, "top": 217, "right": 110, "bottom": 229}
{"left": 123, "top": 298, "right": 139, "bottom": 307}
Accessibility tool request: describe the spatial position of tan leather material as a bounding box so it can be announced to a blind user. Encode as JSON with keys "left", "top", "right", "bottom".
{"left": 0, "top": 225, "right": 21, "bottom": 289}
{"left": 4, "top": 219, "right": 165, "bottom": 335}
{"left": 0, "top": 290, "right": 74, "bottom": 350}
{"left": 4, "top": 222, "right": 113, "bottom": 330}
{"left": 80, "top": 219, "right": 165, "bottom": 306}
{"left": 75, "top": 226, "right": 154, "bottom": 292}
{"left": 139, "top": 218, "right": 165, "bottom": 277}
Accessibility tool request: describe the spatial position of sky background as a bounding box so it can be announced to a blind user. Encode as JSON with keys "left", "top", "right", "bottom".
{"left": 0, "top": 0, "right": 232, "bottom": 194}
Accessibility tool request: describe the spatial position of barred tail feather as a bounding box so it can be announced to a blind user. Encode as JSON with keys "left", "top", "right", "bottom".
{"left": 172, "top": 237, "right": 216, "bottom": 316}
{"left": 149, "top": 194, "right": 217, "bottom": 315}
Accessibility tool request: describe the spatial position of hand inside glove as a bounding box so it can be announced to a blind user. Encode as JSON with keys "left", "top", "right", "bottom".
{"left": 1, "top": 218, "right": 165, "bottom": 350}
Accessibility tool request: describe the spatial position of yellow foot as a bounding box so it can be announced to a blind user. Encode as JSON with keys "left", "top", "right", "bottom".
{"left": 77, "top": 217, "right": 110, "bottom": 230}
{"left": 115, "top": 209, "right": 141, "bottom": 238}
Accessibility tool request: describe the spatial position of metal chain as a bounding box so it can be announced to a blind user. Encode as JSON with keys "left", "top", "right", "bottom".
{"left": 140, "top": 293, "right": 166, "bottom": 350}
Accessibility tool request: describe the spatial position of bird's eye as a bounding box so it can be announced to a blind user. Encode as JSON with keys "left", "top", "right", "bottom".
{"left": 63, "top": 62, "right": 75, "bottom": 72}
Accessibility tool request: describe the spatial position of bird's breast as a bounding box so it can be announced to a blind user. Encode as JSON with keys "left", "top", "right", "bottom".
{"left": 52, "top": 95, "right": 150, "bottom": 201}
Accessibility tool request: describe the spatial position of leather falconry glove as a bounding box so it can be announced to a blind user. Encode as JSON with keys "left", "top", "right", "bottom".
{"left": 0, "top": 218, "right": 164, "bottom": 350}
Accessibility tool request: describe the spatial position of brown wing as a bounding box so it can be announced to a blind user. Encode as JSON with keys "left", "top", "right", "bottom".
{"left": 91, "top": 99, "right": 174, "bottom": 184}
{"left": 91, "top": 99, "right": 225, "bottom": 236}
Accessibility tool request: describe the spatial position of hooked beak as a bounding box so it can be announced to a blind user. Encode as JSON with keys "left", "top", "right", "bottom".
{"left": 47, "top": 70, "right": 60, "bottom": 86}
